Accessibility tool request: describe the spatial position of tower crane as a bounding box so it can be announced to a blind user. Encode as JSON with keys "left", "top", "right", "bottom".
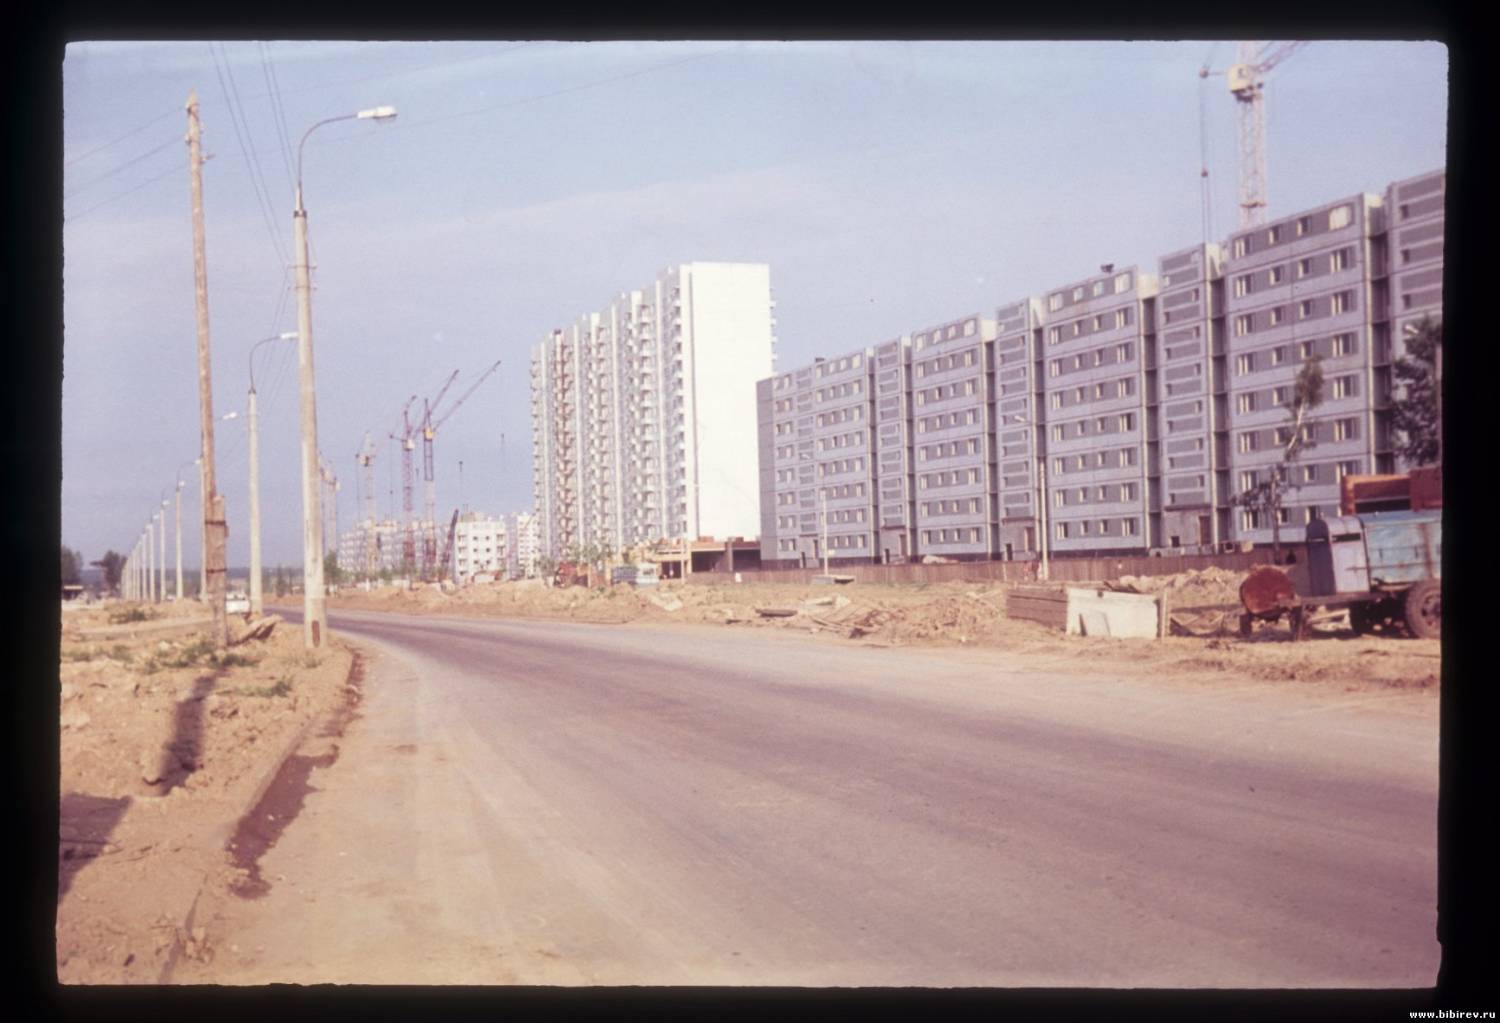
{"left": 420, "top": 359, "right": 503, "bottom": 578}
{"left": 355, "top": 432, "right": 379, "bottom": 578}
{"left": 387, "top": 394, "right": 419, "bottom": 577}
{"left": 318, "top": 454, "right": 340, "bottom": 573}
{"left": 1201, "top": 41, "right": 1309, "bottom": 229}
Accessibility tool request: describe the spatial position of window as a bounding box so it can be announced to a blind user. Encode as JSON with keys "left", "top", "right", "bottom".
{"left": 1050, "top": 393, "right": 1063, "bottom": 410}
{"left": 1271, "top": 386, "right": 1288, "bottom": 406}
{"left": 1073, "top": 286, "right": 1085, "bottom": 301}
{"left": 1123, "top": 517, "right": 1138, "bottom": 536}
{"left": 1116, "top": 379, "right": 1130, "bottom": 398}
{"left": 1072, "top": 322, "right": 1082, "bottom": 337}
{"left": 1053, "top": 458, "right": 1064, "bottom": 474}
{"left": 1116, "top": 342, "right": 1133, "bottom": 361}
{"left": 1237, "top": 393, "right": 1257, "bottom": 414}
{"left": 1270, "top": 346, "right": 1286, "bottom": 366}
{"left": 1118, "top": 413, "right": 1135, "bottom": 431}
{"left": 1332, "top": 376, "right": 1354, "bottom": 399}
{"left": 1276, "top": 507, "right": 1291, "bottom": 525}
{"left": 1094, "top": 383, "right": 1106, "bottom": 399}
{"left": 1092, "top": 281, "right": 1106, "bottom": 298}
{"left": 1268, "top": 225, "right": 1282, "bottom": 244}
{"left": 1049, "top": 360, "right": 1060, "bottom": 378}
{"left": 1296, "top": 215, "right": 1310, "bottom": 236}
{"left": 1329, "top": 205, "right": 1351, "bottom": 230}
{"left": 1234, "top": 275, "right": 1250, "bottom": 297}
{"left": 1051, "top": 425, "right": 1064, "bottom": 441}
{"left": 1234, "top": 315, "right": 1251, "bottom": 338}
{"left": 1299, "top": 299, "right": 1314, "bottom": 320}
{"left": 1114, "top": 272, "right": 1132, "bottom": 293}
{"left": 1048, "top": 293, "right": 1063, "bottom": 312}
{"left": 1337, "top": 460, "right": 1360, "bottom": 479}
{"left": 1296, "top": 257, "right": 1312, "bottom": 278}
{"left": 1235, "top": 353, "right": 1253, "bottom": 375}
{"left": 1093, "top": 349, "right": 1104, "bottom": 367}
{"left": 1239, "top": 470, "right": 1257, "bottom": 491}
{"left": 1269, "top": 307, "right": 1284, "bottom": 326}
{"left": 1298, "top": 340, "right": 1315, "bottom": 360}
{"left": 1331, "top": 248, "right": 1351, "bottom": 272}
{"left": 1302, "top": 464, "right": 1317, "bottom": 483}
{"left": 1268, "top": 265, "right": 1284, "bottom": 285}
{"left": 1115, "top": 308, "right": 1129, "bottom": 329}
{"left": 1238, "top": 432, "right": 1259, "bottom": 453}
{"left": 1122, "top": 483, "right": 1137, "bottom": 501}
{"left": 1332, "top": 292, "right": 1352, "bottom": 314}
{"left": 1334, "top": 418, "right": 1355, "bottom": 441}
{"left": 1054, "top": 490, "right": 1065, "bottom": 508}
{"left": 1241, "top": 508, "right": 1262, "bottom": 530}
{"left": 1080, "top": 520, "right": 1092, "bottom": 535}
{"left": 1073, "top": 355, "right": 1084, "bottom": 370}
{"left": 1056, "top": 522, "right": 1069, "bottom": 540}
{"left": 1233, "top": 237, "right": 1248, "bottom": 258}
{"left": 1332, "top": 334, "right": 1355, "bottom": 356}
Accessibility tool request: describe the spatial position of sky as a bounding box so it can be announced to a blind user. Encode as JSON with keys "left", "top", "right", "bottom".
{"left": 60, "top": 39, "right": 1449, "bottom": 569}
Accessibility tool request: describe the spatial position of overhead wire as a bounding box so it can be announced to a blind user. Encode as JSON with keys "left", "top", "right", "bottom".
{"left": 65, "top": 107, "right": 179, "bottom": 168}
{"left": 64, "top": 137, "right": 179, "bottom": 199}
{"left": 63, "top": 162, "right": 181, "bottom": 223}
{"left": 258, "top": 41, "right": 299, "bottom": 199}
{"left": 210, "top": 42, "right": 291, "bottom": 269}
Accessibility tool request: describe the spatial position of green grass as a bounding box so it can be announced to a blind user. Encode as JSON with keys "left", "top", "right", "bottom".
{"left": 227, "top": 674, "right": 293, "bottom": 698}
{"left": 141, "top": 638, "right": 260, "bottom": 674}
{"left": 107, "top": 604, "right": 158, "bottom": 624}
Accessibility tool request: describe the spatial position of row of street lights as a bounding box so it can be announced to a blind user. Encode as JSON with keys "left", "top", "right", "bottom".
{"left": 119, "top": 102, "right": 396, "bottom": 650}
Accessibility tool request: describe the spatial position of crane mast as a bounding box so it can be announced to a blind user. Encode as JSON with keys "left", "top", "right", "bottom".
{"left": 1206, "top": 40, "right": 1308, "bottom": 229}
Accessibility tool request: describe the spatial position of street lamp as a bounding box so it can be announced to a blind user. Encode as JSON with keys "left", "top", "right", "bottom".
{"left": 157, "top": 497, "right": 169, "bottom": 603}
{"left": 175, "top": 458, "right": 199, "bottom": 601}
{"left": 247, "top": 332, "right": 299, "bottom": 616}
{"left": 293, "top": 104, "right": 397, "bottom": 648}
{"left": 1008, "top": 413, "right": 1050, "bottom": 582}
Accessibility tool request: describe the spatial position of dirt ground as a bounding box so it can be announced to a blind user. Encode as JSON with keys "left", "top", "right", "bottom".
{"left": 55, "top": 599, "right": 355, "bottom": 985}
{"left": 324, "top": 568, "right": 1441, "bottom": 693}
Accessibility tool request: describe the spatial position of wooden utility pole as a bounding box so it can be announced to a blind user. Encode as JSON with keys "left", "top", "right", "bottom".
{"left": 186, "top": 90, "right": 229, "bottom": 647}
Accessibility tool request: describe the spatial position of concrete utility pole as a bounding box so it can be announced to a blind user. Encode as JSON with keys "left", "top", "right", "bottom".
{"left": 293, "top": 102, "right": 396, "bottom": 646}
{"left": 175, "top": 480, "right": 185, "bottom": 600}
{"left": 186, "top": 90, "right": 230, "bottom": 646}
{"left": 145, "top": 521, "right": 155, "bottom": 603}
{"left": 157, "top": 503, "right": 167, "bottom": 601}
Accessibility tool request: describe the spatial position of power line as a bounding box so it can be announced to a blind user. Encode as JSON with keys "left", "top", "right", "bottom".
{"left": 259, "top": 42, "right": 298, "bottom": 200}
{"left": 210, "top": 42, "right": 291, "bottom": 268}
{"left": 63, "top": 137, "right": 178, "bottom": 199}
{"left": 63, "top": 162, "right": 179, "bottom": 223}
{"left": 65, "top": 107, "right": 179, "bottom": 168}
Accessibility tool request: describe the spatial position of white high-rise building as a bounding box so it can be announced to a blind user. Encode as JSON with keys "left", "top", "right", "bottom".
{"left": 532, "top": 262, "right": 775, "bottom": 559}
{"left": 452, "top": 512, "right": 505, "bottom": 583}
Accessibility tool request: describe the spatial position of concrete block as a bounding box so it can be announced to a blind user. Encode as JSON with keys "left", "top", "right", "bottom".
{"left": 1064, "top": 588, "right": 1161, "bottom": 639}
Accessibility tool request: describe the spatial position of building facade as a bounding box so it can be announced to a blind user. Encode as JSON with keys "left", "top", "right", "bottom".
{"left": 532, "top": 263, "right": 775, "bottom": 560}
{"left": 452, "top": 512, "right": 505, "bottom": 583}
{"left": 757, "top": 168, "right": 1444, "bottom": 564}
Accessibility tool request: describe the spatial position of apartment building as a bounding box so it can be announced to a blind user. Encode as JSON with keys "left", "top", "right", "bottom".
{"left": 505, "top": 511, "right": 539, "bottom": 579}
{"left": 1040, "top": 267, "right": 1156, "bottom": 553}
{"left": 757, "top": 168, "right": 1443, "bottom": 564}
{"left": 1222, "top": 193, "right": 1389, "bottom": 544}
{"left": 452, "top": 512, "right": 505, "bottom": 583}
{"left": 911, "top": 315, "right": 996, "bottom": 558}
{"left": 993, "top": 297, "right": 1045, "bottom": 560}
{"left": 1153, "top": 243, "right": 1226, "bottom": 550}
{"left": 532, "top": 263, "right": 775, "bottom": 560}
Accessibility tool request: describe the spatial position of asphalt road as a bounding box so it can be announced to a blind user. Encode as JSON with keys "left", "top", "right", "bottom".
{"left": 200, "top": 609, "right": 1439, "bottom": 987}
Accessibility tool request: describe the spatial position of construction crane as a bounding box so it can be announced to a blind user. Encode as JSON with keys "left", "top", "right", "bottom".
{"left": 318, "top": 454, "right": 340, "bottom": 573}
{"left": 355, "top": 432, "right": 378, "bottom": 579}
{"left": 419, "top": 359, "right": 503, "bottom": 578}
{"left": 387, "top": 394, "right": 419, "bottom": 578}
{"left": 1201, "top": 41, "right": 1309, "bottom": 229}
{"left": 419, "top": 370, "right": 461, "bottom": 579}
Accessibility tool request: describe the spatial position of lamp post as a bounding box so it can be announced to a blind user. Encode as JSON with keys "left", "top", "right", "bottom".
{"left": 293, "top": 104, "right": 397, "bottom": 648}
{"left": 247, "top": 332, "right": 299, "bottom": 616}
{"left": 175, "top": 458, "right": 198, "bottom": 601}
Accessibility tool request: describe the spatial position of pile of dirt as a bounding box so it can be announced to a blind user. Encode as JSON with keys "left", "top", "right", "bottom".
{"left": 57, "top": 600, "right": 355, "bottom": 985}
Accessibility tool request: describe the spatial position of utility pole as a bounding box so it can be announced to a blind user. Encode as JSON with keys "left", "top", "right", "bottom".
{"left": 157, "top": 505, "right": 166, "bottom": 602}
{"left": 146, "top": 520, "right": 155, "bottom": 603}
{"left": 175, "top": 480, "right": 184, "bottom": 600}
{"left": 293, "top": 163, "right": 327, "bottom": 646}
{"left": 186, "top": 90, "right": 229, "bottom": 646}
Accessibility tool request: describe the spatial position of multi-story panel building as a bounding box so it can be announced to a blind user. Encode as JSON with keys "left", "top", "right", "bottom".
{"left": 810, "top": 348, "right": 877, "bottom": 565}
{"left": 754, "top": 169, "right": 1443, "bottom": 563}
{"left": 1153, "top": 243, "right": 1226, "bottom": 551}
{"left": 872, "top": 337, "right": 915, "bottom": 563}
{"left": 1385, "top": 169, "right": 1445, "bottom": 471}
{"left": 1222, "top": 193, "right": 1389, "bottom": 543}
{"left": 910, "top": 314, "right": 996, "bottom": 558}
{"left": 1039, "top": 266, "right": 1157, "bottom": 553}
{"left": 505, "top": 511, "right": 539, "bottom": 579}
{"left": 993, "top": 298, "right": 1045, "bottom": 560}
{"left": 452, "top": 512, "right": 505, "bottom": 583}
{"left": 532, "top": 263, "right": 775, "bottom": 560}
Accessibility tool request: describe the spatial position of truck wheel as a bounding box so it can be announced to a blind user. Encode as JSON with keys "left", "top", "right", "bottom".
{"left": 1403, "top": 581, "right": 1441, "bottom": 640}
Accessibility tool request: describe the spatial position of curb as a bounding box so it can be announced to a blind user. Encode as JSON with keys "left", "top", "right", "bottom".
{"left": 157, "top": 641, "right": 361, "bottom": 982}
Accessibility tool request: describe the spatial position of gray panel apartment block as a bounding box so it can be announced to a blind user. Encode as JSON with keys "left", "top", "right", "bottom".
{"left": 993, "top": 297, "right": 1044, "bottom": 560}
{"left": 911, "top": 314, "right": 997, "bottom": 558}
{"left": 1222, "top": 193, "right": 1388, "bottom": 544}
{"left": 1039, "top": 266, "right": 1158, "bottom": 553}
{"left": 1153, "top": 243, "right": 1225, "bottom": 551}
{"left": 872, "top": 337, "right": 916, "bottom": 562}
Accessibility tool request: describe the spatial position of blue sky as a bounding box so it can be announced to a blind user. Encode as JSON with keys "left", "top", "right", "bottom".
{"left": 61, "top": 40, "right": 1448, "bottom": 567}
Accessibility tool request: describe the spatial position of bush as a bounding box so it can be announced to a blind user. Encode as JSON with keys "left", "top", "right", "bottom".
{"left": 107, "top": 604, "right": 158, "bottom": 624}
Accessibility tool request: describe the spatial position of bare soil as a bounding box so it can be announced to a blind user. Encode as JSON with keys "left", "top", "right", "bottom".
{"left": 55, "top": 599, "right": 355, "bottom": 984}
{"left": 324, "top": 569, "right": 1441, "bottom": 693}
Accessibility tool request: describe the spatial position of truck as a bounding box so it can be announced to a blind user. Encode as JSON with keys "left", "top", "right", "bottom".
{"left": 1239, "top": 506, "right": 1440, "bottom": 640}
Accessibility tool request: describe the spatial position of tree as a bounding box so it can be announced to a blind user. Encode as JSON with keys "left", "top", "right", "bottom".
{"left": 274, "top": 565, "right": 288, "bottom": 597}
{"left": 1234, "top": 354, "right": 1324, "bottom": 561}
{"left": 324, "top": 550, "right": 344, "bottom": 587}
{"left": 1391, "top": 316, "right": 1441, "bottom": 468}
{"left": 91, "top": 550, "right": 125, "bottom": 594}
{"left": 60, "top": 546, "right": 83, "bottom": 586}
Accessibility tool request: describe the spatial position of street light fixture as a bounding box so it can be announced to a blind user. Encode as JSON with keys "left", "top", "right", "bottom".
{"left": 293, "top": 104, "right": 397, "bottom": 649}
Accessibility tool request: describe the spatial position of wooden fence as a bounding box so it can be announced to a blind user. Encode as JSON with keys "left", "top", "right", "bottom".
{"left": 685, "top": 546, "right": 1297, "bottom": 587}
